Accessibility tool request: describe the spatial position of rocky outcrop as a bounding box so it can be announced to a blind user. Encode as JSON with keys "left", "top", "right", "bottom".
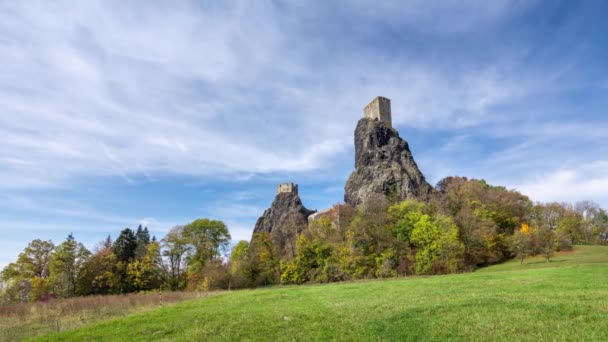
{"left": 253, "top": 187, "right": 315, "bottom": 256}
{"left": 344, "top": 118, "right": 433, "bottom": 207}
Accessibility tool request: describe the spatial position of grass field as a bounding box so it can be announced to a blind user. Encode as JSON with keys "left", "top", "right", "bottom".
{"left": 0, "top": 291, "right": 211, "bottom": 342}
{"left": 28, "top": 246, "right": 608, "bottom": 341}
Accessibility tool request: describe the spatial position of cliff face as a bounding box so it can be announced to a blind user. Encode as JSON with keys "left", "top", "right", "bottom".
{"left": 253, "top": 190, "right": 315, "bottom": 256}
{"left": 344, "top": 118, "right": 433, "bottom": 207}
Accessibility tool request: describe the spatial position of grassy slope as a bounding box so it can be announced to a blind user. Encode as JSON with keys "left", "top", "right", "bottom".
{"left": 0, "top": 292, "right": 210, "bottom": 342}
{"left": 33, "top": 246, "right": 608, "bottom": 341}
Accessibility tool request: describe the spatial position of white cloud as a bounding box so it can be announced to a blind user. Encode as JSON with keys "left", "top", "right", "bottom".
{"left": 0, "top": 1, "right": 548, "bottom": 191}
{"left": 514, "top": 161, "right": 608, "bottom": 207}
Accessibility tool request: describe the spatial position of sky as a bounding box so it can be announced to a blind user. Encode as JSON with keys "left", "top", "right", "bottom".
{"left": 1, "top": 0, "right": 608, "bottom": 268}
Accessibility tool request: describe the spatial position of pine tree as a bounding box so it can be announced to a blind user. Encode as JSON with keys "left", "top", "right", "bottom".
{"left": 135, "top": 226, "right": 151, "bottom": 259}
{"left": 113, "top": 228, "right": 137, "bottom": 262}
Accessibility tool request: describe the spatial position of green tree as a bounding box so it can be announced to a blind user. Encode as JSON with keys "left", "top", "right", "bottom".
{"left": 410, "top": 214, "right": 464, "bottom": 274}
{"left": 183, "top": 219, "right": 231, "bottom": 278}
{"left": 160, "top": 226, "right": 191, "bottom": 290}
{"left": 14, "top": 239, "right": 55, "bottom": 279}
{"left": 388, "top": 200, "right": 426, "bottom": 242}
{"left": 248, "top": 233, "right": 280, "bottom": 286}
{"left": 229, "top": 240, "right": 251, "bottom": 289}
{"left": 0, "top": 239, "right": 55, "bottom": 302}
{"left": 135, "top": 225, "right": 151, "bottom": 259}
{"left": 49, "top": 234, "right": 91, "bottom": 298}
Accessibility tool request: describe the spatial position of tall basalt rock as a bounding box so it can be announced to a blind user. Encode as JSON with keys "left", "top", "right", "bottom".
{"left": 253, "top": 184, "right": 315, "bottom": 256}
{"left": 344, "top": 118, "right": 433, "bottom": 207}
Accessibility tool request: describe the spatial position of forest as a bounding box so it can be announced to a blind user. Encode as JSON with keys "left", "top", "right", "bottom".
{"left": 2, "top": 177, "right": 607, "bottom": 303}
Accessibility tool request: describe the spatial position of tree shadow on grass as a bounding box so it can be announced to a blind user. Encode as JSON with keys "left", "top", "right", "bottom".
{"left": 525, "top": 259, "right": 567, "bottom": 265}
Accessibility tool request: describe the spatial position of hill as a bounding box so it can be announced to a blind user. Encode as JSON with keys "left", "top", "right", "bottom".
{"left": 33, "top": 246, "right": 608, "bottom": 341}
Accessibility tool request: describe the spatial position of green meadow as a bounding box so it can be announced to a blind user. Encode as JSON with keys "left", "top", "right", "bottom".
{"left": 32, "top": 246, "right": 608, "bottom": 341}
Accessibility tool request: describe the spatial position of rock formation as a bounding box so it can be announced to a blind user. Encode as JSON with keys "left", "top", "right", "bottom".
{"left": 253, "top": 183, "right": 315, "bottom": 256}
{"left": 344, "top": 97, "right": 433, "bottom": 207}
{"left": 251, "top": 97, "right": 432, "bottom": 247}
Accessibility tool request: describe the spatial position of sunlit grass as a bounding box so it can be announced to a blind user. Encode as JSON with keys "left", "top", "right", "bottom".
{"left": 475, "top": 245, "right": 608, "bottom": 272}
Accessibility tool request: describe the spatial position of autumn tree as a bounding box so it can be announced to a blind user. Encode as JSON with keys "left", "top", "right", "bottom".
{"left": 435, "top": 177, "right": 530, "bottom": 266}
{"left": 77, "top": 238, "right": 120, "bottom": 295}
{"left": 281, "top": 216, "right": 344, "bottom": 284}
{"left": 127, "top": 241, "right": 162, "bottom": 291}
{"left": 510, "top": 224, "right": 535, "bottom": 264}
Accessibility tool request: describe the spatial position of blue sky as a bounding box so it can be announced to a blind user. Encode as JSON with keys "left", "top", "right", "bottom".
{"left": 1, "top": 1, "right": 608, "bottom": 268}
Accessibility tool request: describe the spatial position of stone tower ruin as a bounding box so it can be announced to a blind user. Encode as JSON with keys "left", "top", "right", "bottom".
{"left": 363, "top": 96, "right": 392, "bottom": 128}
{"left": 277, "top": 182, "right": 298, "bottom": 194}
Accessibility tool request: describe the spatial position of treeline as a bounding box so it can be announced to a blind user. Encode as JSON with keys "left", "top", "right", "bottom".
{"left": 230, "top": 177, "right": 608, "bottom": 287}
{"left": 0, "top": 221, "right": 231, "bottom": 303}
{"left": 2, "top": 177, "right": 607, "bottom": 303}
{"left": 238, "top": 177, "right": 608, "bottom": 286}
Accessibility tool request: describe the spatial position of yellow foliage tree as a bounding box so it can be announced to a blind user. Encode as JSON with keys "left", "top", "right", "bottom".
{"left": 520, "top": 223, "right": 531, "bottom": 234}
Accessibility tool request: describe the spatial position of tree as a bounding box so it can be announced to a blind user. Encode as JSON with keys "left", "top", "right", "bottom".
{"left": 127, "top": 241, "right": 162, "bottom": 291}
{"left": 49, "top": 234, "right": 91, "bottom": 298}
{"left": 160, "top": 226, "right": 191, "bottom": 290}
{"left": 0, "top": 239, "right": 55, "bottom": 302}
{"left": 281, "top": 217, "right": 342, "bottom": 285}
{"left": 575, "top": 201, "right": 606, "bottom": 245}
{"left": 249, "top": 233, "right": 280, "bottom": 286}
{"left": 229, "top": 240, "right": 251, "bottom": 289}
{"left": 600, "top": 210, "right": 608, "bottom": 243}
{"left": 200, "top": 260, "right": 230, "bottom": 291}
{"left": 77, "top": 239, "right": 120, "bottom": 295}
{"left": 435, "top": 176, "right": 530, "bottom": 266}
{"left": 529, "top": 203, "right": 573, "bottom": 262}
{"left": 135, "top": 225, "right": 151, "bottom": 259}
{"left": 15, "top": 239, "right": 55, "bottom": 279}
{"left": 113, "top": 228, "right": 138, "bottom": 263}
{"left": 183, "top": 219, "right": 231, "bottom": 277}
{"left": 388, "top": 200, "right": 426, "bottom": 243}
{"left": 510, "top": 224, "right": 535, "bottom": 264}
{"left": 410, "top": 214, "right": 464, "bottom": 274}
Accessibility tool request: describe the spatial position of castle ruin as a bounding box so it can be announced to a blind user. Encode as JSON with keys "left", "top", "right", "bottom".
{"left": 277, "top": 182, "right": 298, "bottom": 194}
{"left": 363, "top": 96, "right": 392, "bottom": 128}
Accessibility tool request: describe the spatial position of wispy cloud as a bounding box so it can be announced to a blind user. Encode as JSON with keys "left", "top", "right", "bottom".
{"left": 0, "top": 1, "right": 546, "bottom": 190}
{"left": 1, "top": 1, "right": 608, "bottom": 267}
